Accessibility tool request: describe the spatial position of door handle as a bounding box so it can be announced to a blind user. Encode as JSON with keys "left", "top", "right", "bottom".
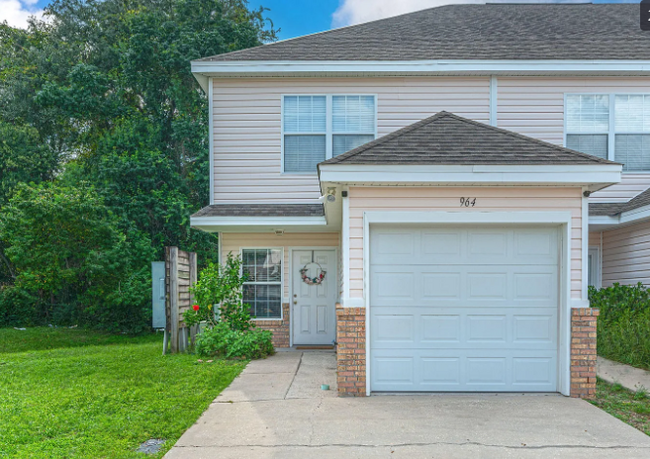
{"left": 293, "top": 300, "right": 297, "bottom": 305}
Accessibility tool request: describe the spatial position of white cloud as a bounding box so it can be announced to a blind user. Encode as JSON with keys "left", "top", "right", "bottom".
{"left": 332, "top": 0, "right": 593, "bottom": 27}
{"left": 332, "top": 0, "right": 484, "bottom": 27}
{"left": 0, "top": 0, "right": 44, "bottom": 29}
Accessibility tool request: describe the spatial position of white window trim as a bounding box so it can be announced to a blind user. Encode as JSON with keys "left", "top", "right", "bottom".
{"left": 281, "top": 94, "right": 378, "bottom": 175}
{"left": 564, "top": 92, "right": 650, "bottom": 173}
{"left": 240, "top": 247, "right": 285, "bottom": 321}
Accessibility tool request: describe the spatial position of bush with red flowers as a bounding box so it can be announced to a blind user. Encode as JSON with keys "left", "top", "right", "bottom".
{"left": 184, "top": 254, "right": 274, "bottom": 359}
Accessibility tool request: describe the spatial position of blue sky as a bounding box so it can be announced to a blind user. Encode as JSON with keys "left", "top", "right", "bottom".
{"left": 1, "top": 0, "right": 641, "bottom": 36}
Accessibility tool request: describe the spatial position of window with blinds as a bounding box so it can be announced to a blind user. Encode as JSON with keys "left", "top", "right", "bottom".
{"left": 332, "top": 95, "right": 376, "bottom": 156}
{"left": 283, "top": 96, "right": 326, "bottom": 173}
{"left": 242, "top": 248, "right": 283, "bottom": 320}
{"left": 566, "top": 93, "right": 650, "bottom": 171}
{"left": 283, "top": 95, "right": 376, "bottom": 173}
{"left": 615, "top": 95, "right": 650, "bottom": 171}
{"left": 565, "top": 95, "right": 609, "bottom": 160}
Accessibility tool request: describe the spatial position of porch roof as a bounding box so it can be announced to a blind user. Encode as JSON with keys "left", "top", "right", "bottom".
{"left": 320, "top": 111, "right": 617, "bottom": 167}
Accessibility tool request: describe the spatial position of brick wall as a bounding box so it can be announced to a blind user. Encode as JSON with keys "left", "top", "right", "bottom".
{"left": 336, "top": 307, "right": 366, "bottom": 396}
{"left": 570, "top": 308, "right": 599, "bottom": 399}
{"left": 255, "top": 303, "right": 290, "bottom": 348}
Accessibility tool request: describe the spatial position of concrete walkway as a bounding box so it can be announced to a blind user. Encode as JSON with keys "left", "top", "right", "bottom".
{"left": 165, "top": 351, "right": 650, "bottom": 459}
{"left": 598, "top": 356, "right": 650, "bottom": 392}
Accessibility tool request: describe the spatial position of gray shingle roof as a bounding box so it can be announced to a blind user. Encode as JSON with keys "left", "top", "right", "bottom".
{"left": 198, "top": 4, "right": 647, "bottom": 62}
{"left": 589, "top": 188, "right": 650, "bottom": 217}
{"left": 192, "top": 204, "right": 325, "bottom": 218}
{"left": 319, "top": 111, "right": 617, "bottom": 166}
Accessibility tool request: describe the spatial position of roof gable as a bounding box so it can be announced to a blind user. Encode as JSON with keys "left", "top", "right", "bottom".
{"left": 319, "top": 111, "right": 616, "bottom": 167}
{"left": 198, "top": 4, "right": 647, "bottom": 62}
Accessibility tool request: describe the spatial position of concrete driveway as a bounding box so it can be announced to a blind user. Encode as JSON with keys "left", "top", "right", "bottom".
{"left": 165, "top": 351, "right": 650, "bottom": 459}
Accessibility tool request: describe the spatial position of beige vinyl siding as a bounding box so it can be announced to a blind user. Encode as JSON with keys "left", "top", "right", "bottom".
{"left": 497, "top": 77, "right": 650, "bottom": 203}
{"left": 588, "top": 232, "right": 602, "bottom": 247}
{"left": 601, "top": 220, "right": 650, "bottom": 286}
{"left": 347, "top": 186, "right": 584, "bottom": 299}
{"left": 220, "top": 232, "right": 340, "bottom": 298}
{"left": 212, "top": 77, "right": 490, "bottom": 203}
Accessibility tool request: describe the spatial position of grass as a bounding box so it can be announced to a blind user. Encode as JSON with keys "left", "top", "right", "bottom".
{"left": 590, "top": 379, "right": 650, "bottom": 436}
{"left": 0, "top": 327, "right": 247, "bottom": 458}
{"left": 0, "top": 327, "right": 161, "bottom": 354}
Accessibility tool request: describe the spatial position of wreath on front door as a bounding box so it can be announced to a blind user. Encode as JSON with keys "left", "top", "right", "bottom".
{"left": 300, "top": 262, "right": 326, "bottom": 286}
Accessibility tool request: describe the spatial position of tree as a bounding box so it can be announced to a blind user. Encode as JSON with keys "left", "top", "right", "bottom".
{"left": 0, "top": 182, "right": 154, "bottom": 331}
{"left": 0, "top": 121, "right": 59, "bottom": 285}
{"left": 0, "top": 0, "right": 276, "bottom": 330}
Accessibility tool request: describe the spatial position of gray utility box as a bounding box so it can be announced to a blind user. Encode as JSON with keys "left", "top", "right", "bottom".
{"left": 152, "top": 261, "right": 166, "bottom": 329}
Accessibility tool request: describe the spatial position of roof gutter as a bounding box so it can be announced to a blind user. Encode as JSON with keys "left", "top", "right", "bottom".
{"left": 191, "top": 59, "right": 650, "bottom": 90}
{"left": 589, "top": 203, "right": 650, "bottom": 229}
{"left": 190, "top": 215, "right": 328, "bottom": 232}
{"left": 318, "top": 164, "right": 622, "bottom": 193}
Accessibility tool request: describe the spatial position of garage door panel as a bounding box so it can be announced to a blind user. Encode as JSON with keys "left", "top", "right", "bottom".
{"left": 421, "top": 357, "right": 461, "bottom": 386}
{"left": 512, "top": 357, "right": 555, "bottom": 387}
{"left": 421, "top": 231, "right": 462, "bottom": 258}
{"left": 370, "top": 225, "right": 559, "bottom": 392}
{"left": 467, "top": 315, "right": 507, "bottom": 343}
{"left": 513, "top": 315, "right": 555, "bottom": 344}
{"left": 422, "top": 272, "right": 462, "bottom": 299}
{"left": 467, "top": 231, "right": 508, "bottom": 257}
{"left": 374, "top": 271, "right": 416, "bottom": 300}
{"left": 421, "top": 314, "right": 461, "bottom": 343}
{"left": 513, "top": 229, "right": 557, "bottom": 262}
{"left": 373, "top": 314, "right": 415, "bottom": 343}
{"left": 371, "top": 265, "right": 557, "bottom": 307}
{"left": 371, "top": 350, "right": 557, "bottom": 392}
{"left": 371, "top": 307, "right": 557, "bottom": 350}
{"left": 466, "top": 357, "right": 507, "bottom": 386}
{"left": 373, "top": 356, "right": 415, "bottom": 387}
{"left": 467, "top": 272, "right": 508, "bottom": 300}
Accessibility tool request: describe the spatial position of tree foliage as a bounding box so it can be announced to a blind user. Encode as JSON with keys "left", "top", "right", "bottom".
{"left": 0, "top": 0, "right": 276, "bottom": 331}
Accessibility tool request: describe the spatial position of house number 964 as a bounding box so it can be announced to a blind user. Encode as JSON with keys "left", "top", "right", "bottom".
{"left": 460, "top": 197, "right": 477, "bottom": 207}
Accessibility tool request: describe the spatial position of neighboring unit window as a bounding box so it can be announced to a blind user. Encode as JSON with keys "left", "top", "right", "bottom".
{"left": 242, "top": 249, "right": 282, "bottom": 319}
{"left": 615, "top": 95, "right": 650, "bottom": 171}
{"left": 588, "top": 247, "right": 601, "bottom": 289}
{"left": 565, "top": 94, "right": 609, "bottom": 160}
{"left": 566, "top": 93, "right": 650, "bottom": 171}
{"left": 282, "top": 95, "right": 376, "bottom": 172}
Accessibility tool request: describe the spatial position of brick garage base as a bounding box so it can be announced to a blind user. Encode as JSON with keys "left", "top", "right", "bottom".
{"left": 336, "top": 307, "right": 366, "bottom": 396}
{"left": 570, "top": 308, "right": 599, "bottom": 398}
{"left": 255, "top": 302, "right": 290, "bottom": 348}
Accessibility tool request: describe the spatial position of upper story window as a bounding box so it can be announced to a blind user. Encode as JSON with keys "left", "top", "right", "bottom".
{"left": 566, "top": 94, "right": 650, "bottom": 171}
{"left": 282, "top": 95, "right": 376, "bottom": 173}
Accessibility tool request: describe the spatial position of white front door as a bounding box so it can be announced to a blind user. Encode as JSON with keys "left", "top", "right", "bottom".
{"left": 292, "top": 250, "right": 337, "bottom": 345}
{"left": 370, "top": 225, "right": 559, "bottom": 392}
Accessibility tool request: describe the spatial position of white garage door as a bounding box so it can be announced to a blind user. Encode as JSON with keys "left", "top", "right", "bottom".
{"left": 369, "top": 225, "right": 559, "bottom": 392}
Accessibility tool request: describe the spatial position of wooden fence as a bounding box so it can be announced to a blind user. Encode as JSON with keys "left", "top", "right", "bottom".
{"left": 163, "top": 247, "right": 197, "bottom": 354}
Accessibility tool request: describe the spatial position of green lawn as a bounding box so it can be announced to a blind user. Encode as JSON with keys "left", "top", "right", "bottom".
{"left": 0, "top": 327, "right": 246, "bottom": 458}
{"left": 590, "top": 379, "right": 650, "bottom": 437}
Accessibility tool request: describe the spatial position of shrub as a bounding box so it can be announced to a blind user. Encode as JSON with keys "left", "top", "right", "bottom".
{"left": 195, "top": 323, "right": 274, "bottom": 360}
{"left": 186, "top": 255, "right": 274, "bottom": 359}
{"left": 0, "top": 286, "right": 43, "bottom": 327}
{"left": 185, "top": 254, "right": 253, "bottom": 332}
{"left": 589, "top": 283, "right": 650, "bottom": 370}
